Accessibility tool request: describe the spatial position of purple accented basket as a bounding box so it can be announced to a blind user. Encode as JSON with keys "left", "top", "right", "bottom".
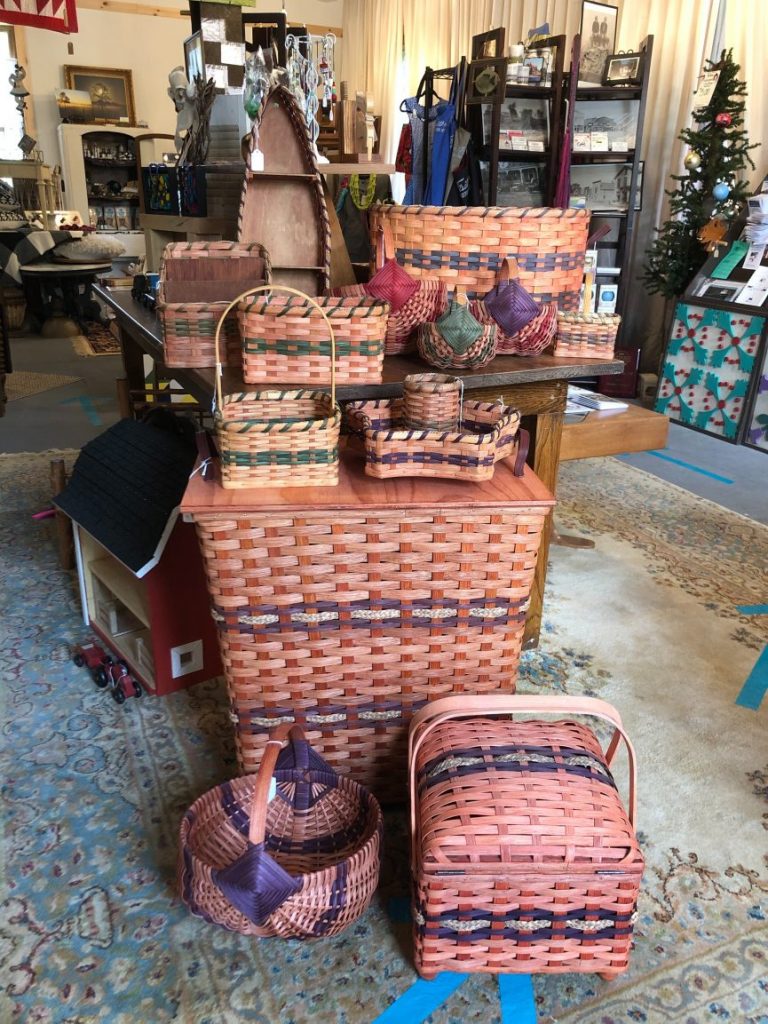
{"left": 179, "top": 723, "right": 383, "bottom": 938}
{"left": 483, "top": 258, "right": 540, "bottom": 336}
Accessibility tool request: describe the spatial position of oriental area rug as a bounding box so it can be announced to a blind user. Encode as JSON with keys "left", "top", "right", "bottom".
{"left": 1, "top": 451, "right": 766, "bottom": 1024}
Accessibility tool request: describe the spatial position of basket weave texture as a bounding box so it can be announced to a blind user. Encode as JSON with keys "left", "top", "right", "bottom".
{"left": 179, "top": 724, "right": 383, "bottom": 938}
{"left": 193, "top": 495, "right": 550, "bottom": 799}
{"left": 470, "top": 300, "right": 558, "bottom": 356}
{"left": 368, "top": 205, "right": 590, "bottom": 306}
{"left": 345, "top": 399, "right": 524, "bottom": 482}
{"left": 239, "top": 294, "right": 388, "bottom": 386}
{"left": 214, "top": 286, "right": 341, "bottom": 490}
{"left": 553, "top": 312, "right": 621, "bottom": 359}
{"left": 416, "top": 305, "right": 497, "bottom": 370}
{"left": 409, "top": 696, "right": 644, "bottom": 978}
{"left": 158, "top": 242, "right": 271, "bottom": 368}
{"left": 403, "top": 373, "right": 461, "bottom": 430}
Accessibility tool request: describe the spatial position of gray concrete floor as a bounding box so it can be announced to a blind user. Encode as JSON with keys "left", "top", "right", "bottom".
{"left": 2, "top": 332, "right": 766, "bottom": 525}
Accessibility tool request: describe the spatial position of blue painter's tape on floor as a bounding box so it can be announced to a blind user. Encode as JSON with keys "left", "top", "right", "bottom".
{"left": 59, "top": 394, "right": 103, "bottom": 426}
{"left": 736, "top": 645, "right": 768, "bottom": 710}
{"left": 643, "top": 450, "right": 734, "bottom": 484}
{"left": 736, "top": 604, "right": 768, "bottom": 616}
{"left": 498, "top": 974, "right": 537, "bottom": 1024}
{"left": 371, "top": 973, "right": 468, "bottom": 1024}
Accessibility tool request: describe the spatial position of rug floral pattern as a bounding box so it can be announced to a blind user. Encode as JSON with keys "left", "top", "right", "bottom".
{"left": 1, "top": 453, "right": 766, "bottom": 1024}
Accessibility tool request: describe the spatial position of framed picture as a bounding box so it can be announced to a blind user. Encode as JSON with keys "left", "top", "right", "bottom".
{"left": 184, "top": 31, "right": 205, "bottom": 85}
{"left": 55, "top": 89, "right": 93, "bottom": 124}
{"left": 472, "top": 28, "right": 506, "bottom": 60}
{"left": 498, "top": 97, "right": 549, "bottom": 151}
{"left": 695, "top": 279, "right": 744, "bottom": 302}
{"left": 64, "top": 66, "right": 135, "bottom": 125}
{"left": 573, "top": 99, "right": 638, "bottom": 150}
{"left": 579, "top": 1, "right": 618, "bottom": 85}
{"left": 603, "top": 51, "right": 644, "bottom": 86}
{"left": 467, "top": 58, "right": 507, "bottom": 103}
{"left": 569, "top": 163, "right": 632, "bottom": 211}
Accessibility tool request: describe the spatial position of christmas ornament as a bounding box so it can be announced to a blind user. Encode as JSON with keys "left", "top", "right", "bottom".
{"left": 715, "top": 112, "right": 732, "bottom": 126}
{"left": 713, "top": 181, "right": 731, "bottom": 201}
{"left": 698, "top": 217, "right": 727, "bottom": 252}
{"left": 722, "top": 138, "right": 732, "bottom": 148}
{"left": 684, "top": 150, "right": 702, "bottom": 170}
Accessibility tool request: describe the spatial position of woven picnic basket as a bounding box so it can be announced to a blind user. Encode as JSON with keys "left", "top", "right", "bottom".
{"left": 403, "top": 373, "right": 462, "bottom": 430}
{"left": 214, "top": 285, "right": 341, "bottom": 489}
{"left": 345, "top": 398, "right": 527, "bottom": 481}
{"left": 553, "top": 311, "right": 621, "bottom": 359}
{"left": 368, "top": 205, "right": 590, "bottom": 306}
{"left": 239, "top": 293, "right": 388, "bottom": 386}
{"left": 158, "top": 242, "right": 272, "bottom": 368}
{"left": 179, "top": 723, "right": 383, "bottom": 938}
{"left": 416, "top": 298, "right": 497, "bottom": 371}
{"left": 409, "top": 695, "right": 644, "bottom": 979}
{"left": 333, "top": 224, "right": 447, "bottom": 354}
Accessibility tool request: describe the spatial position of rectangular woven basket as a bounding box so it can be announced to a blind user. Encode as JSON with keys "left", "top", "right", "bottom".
{"left": 158, "top": 241, "right": 271, "bottom": 368}
{"left": 345, "top": 398, "right": 524, "bottom": 482}
{"left": 409, "top": 695, "right": 644, "bottom": 979}
{"left": 368, "top": 205, "right": 590, "bottom": 306}
{"left": 185, "top": 454, "right": 555, "bottom": 801}
{"left": 553, "top": 311, "right": 621, "bottom": 359}
{"left": 239, "top": 294, "right": 388, "bottom": 386}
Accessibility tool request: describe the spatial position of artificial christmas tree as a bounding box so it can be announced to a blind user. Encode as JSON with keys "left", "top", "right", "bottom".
{"left": 644, "top": 49, "right": 757, "bottom": 299}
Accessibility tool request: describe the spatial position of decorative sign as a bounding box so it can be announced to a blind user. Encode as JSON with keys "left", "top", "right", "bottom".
{"left": 0, "top": 0, "right": 77, "bottom": 33}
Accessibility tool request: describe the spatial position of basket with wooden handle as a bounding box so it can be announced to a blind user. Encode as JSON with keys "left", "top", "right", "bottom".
{"left": 214, "top": 285, "right": 341, "bottom": 489}
{"left": 179, "top": 722, "right": 383, "bottom": 938}
{"left": 409, "top": 694, "right": 644, "bottom": 979}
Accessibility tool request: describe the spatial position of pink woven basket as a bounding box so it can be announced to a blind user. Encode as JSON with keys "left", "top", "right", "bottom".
{"left": 470, "top": 300, "right": 558, "bottom": 356}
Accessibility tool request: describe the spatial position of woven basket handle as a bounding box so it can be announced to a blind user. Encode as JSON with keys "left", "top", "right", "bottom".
{"left": 213, "top": 285, "right": 337, "bottom": 414}
{"left": 408, "top": 695, "right": 637, "bottom": 859}
{"left": 248, "top": 723, "right": 307, "bottom": 846}
{"left": 496, "top": 257, "right": 521, "bottom": 285}
{"left": 374, "top": 222, "right": 396, "bottom": 268}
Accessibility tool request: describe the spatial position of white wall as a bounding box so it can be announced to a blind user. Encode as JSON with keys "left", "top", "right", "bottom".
{"left": 24, "top": 0, "right": 344, "bottom": 179}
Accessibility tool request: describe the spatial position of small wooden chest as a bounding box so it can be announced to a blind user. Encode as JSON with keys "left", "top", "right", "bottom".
{"left": 409, "top": 695, "right": 644, "bottom": 978}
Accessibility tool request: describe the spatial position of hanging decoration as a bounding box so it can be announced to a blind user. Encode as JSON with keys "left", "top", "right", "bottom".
{"left": 715, "top": 112, "right": 732, "bottom": 127}
{"left": 0, "top": 0, "right": 77, "bottom": 33}
{"left": 684, "top": 150, "right": 702, "bottom": 171}
{"left": 349, "top": 173, "right": 377, "bottom": 210}
{"left": 712, "top": 181, "right": 731, "bottom": 201}
{"left": 285, "top": 32, "right": 336, "bottom": 150}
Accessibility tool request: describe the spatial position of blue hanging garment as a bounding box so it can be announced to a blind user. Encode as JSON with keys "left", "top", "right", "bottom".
{"left": 401, "top": 96, "right": 455, "bottom": 205}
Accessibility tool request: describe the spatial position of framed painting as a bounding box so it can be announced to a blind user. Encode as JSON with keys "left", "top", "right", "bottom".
{"left": 579, "top": 1, "right": 618, "bottom": 85}
{"left": 471, "top": 28, "right": 506, "bottom": 60}
{"left": 64, "top": 66, "right": 135, "bottom": 125}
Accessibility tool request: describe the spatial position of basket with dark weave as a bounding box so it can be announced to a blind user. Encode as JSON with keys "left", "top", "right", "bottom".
{"left": 179, "top": 723, "right": 383, "bottom": 938}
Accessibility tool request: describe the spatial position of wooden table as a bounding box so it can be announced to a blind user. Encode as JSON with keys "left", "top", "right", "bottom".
{"left": 22, "top": 262, "right": 112, "bottom": 335}
{"left": 95, "top": 283, "right": 622, "bottom": 646}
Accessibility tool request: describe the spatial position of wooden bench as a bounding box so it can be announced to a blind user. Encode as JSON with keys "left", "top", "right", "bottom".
{"left": 560, "top": 404, "right": 669, "bottom": 462}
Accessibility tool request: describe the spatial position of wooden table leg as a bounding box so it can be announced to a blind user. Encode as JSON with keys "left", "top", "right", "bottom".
{"left": 471, "top": 378, "right": 567, "bottom": 649}
{"left": 117, "top": 323, "right": 146, "bottom": 418}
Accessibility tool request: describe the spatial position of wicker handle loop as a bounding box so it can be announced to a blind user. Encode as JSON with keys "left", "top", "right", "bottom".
{"left": 248, "top": 722, "right": 307, "bottom": 846}
{"left": 375, "top": 222, "right": 396, "bottom": 267}
{"left": 497, "top": 257, "right": 520, "bottom": 284}
{"left": 213, "top": 285, "right": 337, "bottom": 414}
{"left": 408, "top": 695, "right": 638, "bottom": 867}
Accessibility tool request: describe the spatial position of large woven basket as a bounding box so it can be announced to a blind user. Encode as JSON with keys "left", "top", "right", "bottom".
{"left": 409, "top": 695, "right": 644, "bottom": 979}
{"left": 158, "top": 242, "right": 271, "bottom": 368}
{"left": 345, "top": 398, "right": 526, "bottom": 482}
{"left": 214, "top": 286, "right": 341, "bottom": 489}
{"left": 368, "top": 205, "right": 590, "bottom": 307}
{"left": 553, "top": 311, "right": 621, "bottom": 359}
{"left": 179, "top": 723, "right": 383, "bottom": 938}
{"left": 239, "top": 294, "right": 388, "bottom": 386}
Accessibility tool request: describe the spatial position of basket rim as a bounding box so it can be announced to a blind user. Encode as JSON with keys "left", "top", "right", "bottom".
{"left": 218, "top": 389, "right": 342, "bottom": 430}
{"left": 238, "top": 294, "right": 390, "bottom": 316}
{"left": 349, "top": 400, "right": 520, "bottom": 446}
{"left": 370, "top": 203, "right": 591, "bottom": 220}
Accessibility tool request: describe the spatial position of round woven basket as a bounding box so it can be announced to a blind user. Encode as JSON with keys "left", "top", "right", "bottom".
{"left": 403, "top": 373, "right": 462, "bottom": 431}
{"left": 179, "top": 724, "right": 383, "bottom": 939}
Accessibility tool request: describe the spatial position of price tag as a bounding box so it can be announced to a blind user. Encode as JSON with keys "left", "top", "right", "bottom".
{"left": 250, "top": 148, "right": 264, "bottom": 172}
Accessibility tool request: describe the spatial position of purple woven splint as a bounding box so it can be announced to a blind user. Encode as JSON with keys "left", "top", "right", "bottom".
{"left": 213, "top": 843, "right": 302, "bottom": 926}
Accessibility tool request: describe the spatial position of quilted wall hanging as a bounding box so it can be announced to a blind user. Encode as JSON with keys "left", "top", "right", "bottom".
{"left": 744, "top": 343, "right": 768, "bottom": 453}
{"left": 0, "top": 0, "right": 77, "bottom": 33}
{"left": 655, "top": 302, "right": 765, "bottom": 442}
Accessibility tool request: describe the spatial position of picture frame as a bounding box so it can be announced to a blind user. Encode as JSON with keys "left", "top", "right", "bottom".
{"left": 184, "top": 31, "right": 205, "bottom": 86}
{"left": 695, "top": 278, "right": 744, "bottom": 303}
{"left": 467, "top": 58, "right": 508, "bottom": 103}
{"left": 64, "top": 66, "right": 135, "bottom": 125}
{"left": 471, "top": 28, "right": 506, "bottom": 60}
{"left": 55, "top": 89, "right": 93, "bottom": 124}
{"left": 579, "top": 1, "right": 618, "bottom": 85}
{"left": 569, "top": 162, "right": 632, "bottom": 212}
{"left": 603, "top": 51, "right": 644, "bottom": 87}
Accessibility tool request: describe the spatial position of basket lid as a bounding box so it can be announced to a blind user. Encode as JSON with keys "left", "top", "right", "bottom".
{"left": 415, "top": 718, "right": 642, "bottom": 874}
